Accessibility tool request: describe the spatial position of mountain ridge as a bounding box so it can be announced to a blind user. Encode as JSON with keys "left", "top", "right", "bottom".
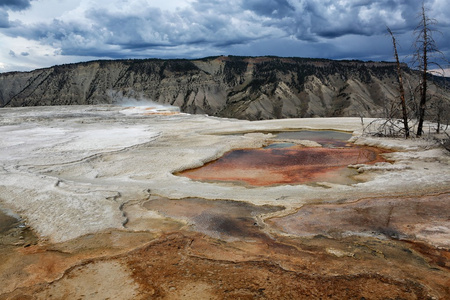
{"left": 1, "top": 56, "right": 448, "bottom": 120}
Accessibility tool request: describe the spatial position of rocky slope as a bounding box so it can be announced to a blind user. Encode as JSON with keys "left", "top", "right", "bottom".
{"left": 0, "top": 56, "right": 448, "bottom": 120}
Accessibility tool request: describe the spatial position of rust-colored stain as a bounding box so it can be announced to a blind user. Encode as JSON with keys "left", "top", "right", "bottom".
{"left": 143, "top": 197, "right": 283, "bottom": 241}
{"left": 268, "top": 193, "right": 450, "bottom": 251}
{"left": 180, "top": 145, "right": 387, "bottom": 186}
{"left": 143, "top": 111, "right": 180, "bottom": 116}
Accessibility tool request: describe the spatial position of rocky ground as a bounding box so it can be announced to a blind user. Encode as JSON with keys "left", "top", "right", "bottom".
{"left": 0, "top": 105, "right": 449, "bottom": 299}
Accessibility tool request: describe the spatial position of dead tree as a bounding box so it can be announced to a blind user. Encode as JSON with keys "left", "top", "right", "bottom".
{"left": 432, "top": 84, "right": 450, "bottom": 134}
{"left": 413, "top": 3, "right": 444, "bottom": 136}
{"left": 388, "top": 27, "right": 409, "bottom": 138}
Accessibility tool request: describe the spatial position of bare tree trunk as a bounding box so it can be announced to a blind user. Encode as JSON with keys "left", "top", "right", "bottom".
{"left": 417, "top": 61, "right": 428, "bottom": 136}
{"left": 388, "top": 28, "right": 409, "bottom": 138}
{"left": 416, "top": 4, "right": 429, "bottom": 137}
{"left": 436, "top": 100, "right": 441, "bottom": 134}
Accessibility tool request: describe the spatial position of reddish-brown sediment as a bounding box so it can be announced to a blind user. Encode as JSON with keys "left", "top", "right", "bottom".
{"left": 143, "top": 197, "right": 283, "bottom": 241}
{"left": 124, "top": 233, "right": 440, "bottom": 299}
{"left": 143, "top": 111, "right": 180, "bottom": 116}
{"left": 179, "top": 146, "right": 387, "bottom": 186}
{"left": 0, "top": 229, "right": 156, "bottom": 296}
{"left": 4, "top": 231, "right": 448, "bottom": 299}
{"left": 2, "top": 194, "right": 450, "bottom": 299}
{"left": 1, "top": 187, "right": 447, "bottom": 299}
{"left": 143, "top": 107, "right": 180, "bottom": 115}
{"left": 267, "top": 193, "right": 450, "bottom": 249}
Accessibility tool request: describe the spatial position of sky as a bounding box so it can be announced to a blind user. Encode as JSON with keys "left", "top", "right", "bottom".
{"left": 0, "top": 0, "right": 449, "bottom": 73}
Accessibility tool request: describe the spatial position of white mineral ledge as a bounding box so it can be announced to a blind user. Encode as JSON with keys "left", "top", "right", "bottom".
{"left": 0, "top": 105, "right": 448, "bottom": 242}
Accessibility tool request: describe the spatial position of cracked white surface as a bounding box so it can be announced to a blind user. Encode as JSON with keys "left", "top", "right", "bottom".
{"left": 0, "top": 105, "right": 449, "bottom": 242}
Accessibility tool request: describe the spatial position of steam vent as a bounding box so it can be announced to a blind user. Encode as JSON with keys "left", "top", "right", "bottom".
{"left": 1, "top": 105, "right": 449, "bottom": 299}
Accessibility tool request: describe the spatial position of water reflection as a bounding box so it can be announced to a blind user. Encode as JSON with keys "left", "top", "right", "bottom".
{"left": 274, "top": 130, "right": 352, "bottom": 148}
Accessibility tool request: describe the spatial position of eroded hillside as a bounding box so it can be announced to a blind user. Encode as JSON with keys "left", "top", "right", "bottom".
{"left": 2, "top": 56, "right": 448, "bottom": 120}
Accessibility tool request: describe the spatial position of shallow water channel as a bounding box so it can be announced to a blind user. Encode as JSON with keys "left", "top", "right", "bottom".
{"left": 143, "top": 197, "right": 282, "bottom": 241}
{"left": 0, "top": 209, "right": 20, "bottom": 235}
{"left": 272, "top": 130, "right": 352, "bottom": 148}
{"left": 179, "top": 130, "right": 388, "bottom": 186}
{"left": 0, "top": 206, "right": 35, "bottom": 246}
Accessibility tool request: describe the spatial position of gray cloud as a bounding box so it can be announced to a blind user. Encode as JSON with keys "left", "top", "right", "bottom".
{"left": 1, "top": 0, "right": 449, "bottom": 69}
{"left": 6, "top": 1, "right": 278, "bottom": 55}
{"left": 289, "top": 0, "right": 423, "bottom": 40}
{"left": 0, "top": 9, "right": 10, "bottom": 28}
{"left": 242, "top": 0, "right": 295, "bottom": 18}
{"left": 0, "top": 0, "right": 32, "bottom": 29}
{"left": 0, "top": 0, "right": 32, "bottom": 11}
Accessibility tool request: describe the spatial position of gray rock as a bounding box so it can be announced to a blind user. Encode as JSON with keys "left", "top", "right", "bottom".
{"left": 1, "top": 56, "right": 448, "bottom": 120}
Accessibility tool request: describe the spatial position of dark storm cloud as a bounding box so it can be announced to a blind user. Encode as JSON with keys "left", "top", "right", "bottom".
{"left": 242, "top": 0, "right": 295, "bottom": 18}
{"left": 291, "top": 0, "right": 423, "bottom": 39}
{"left": 0, "top": 0, "right": 32, "bottom": 29}
{"left": 0, "top": 0, "right": 32, "bottom": 11}
{"left": 6, "top": 1, "right": 271, "bottom": 56}
{"left": 1, "top": 0, "right": 449, "bottom": 65}
{"left": 0, "top": 0, "right": 32, "bottom": 28}
{"left": 85, "top": 7, "right": 204, "bottom": 48}
{"left": 0, "top": 9, "right": 10, "bottom": 28}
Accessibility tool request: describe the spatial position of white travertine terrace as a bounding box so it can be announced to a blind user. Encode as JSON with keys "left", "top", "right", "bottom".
{"left": 0, "top": 105, "right": 448, "bottom": 243}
